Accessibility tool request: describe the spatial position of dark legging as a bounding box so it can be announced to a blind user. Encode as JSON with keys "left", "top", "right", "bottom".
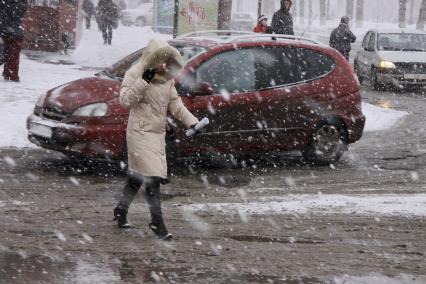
{"left": 116, "top": 175, "right": 164, "bottom": 225}
{"left": 101, "top": 22, "right": 113, "bottom": 44}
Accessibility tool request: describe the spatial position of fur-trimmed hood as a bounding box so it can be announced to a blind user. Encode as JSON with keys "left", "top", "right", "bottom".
{"left": 141, "top": 39, "right": 184, "bottom": 82}
{"left": 119, "top": 39, "right": 199, "bottom": 178}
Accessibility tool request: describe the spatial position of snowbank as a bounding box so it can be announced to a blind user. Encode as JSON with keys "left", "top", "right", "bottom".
{"left": 0, "top": 25, "right": 170, "bottom": 149}
{"left": 362, "top": 103, "right": 408, "bottom": 132}
{"left": 183, "top": 193, "right": 426, "bottom": 217}
{"left": 71, "top": 26, "right": 171, "bottom": 68}
{"left": 334, "top": 273, "right": 426, "bottom": 284}
{"left": 0, "top": 56, "right": 93, "bottom": 148}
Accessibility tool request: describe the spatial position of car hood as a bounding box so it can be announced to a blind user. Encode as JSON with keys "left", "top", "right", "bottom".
{"left": 44, "top": 77, "right": 120, "bottom": 113}
{"left": 378, "top": 51, "right": 426, "bottom": 63}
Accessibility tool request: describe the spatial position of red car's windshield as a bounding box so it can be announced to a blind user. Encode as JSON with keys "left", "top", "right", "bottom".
{"left": 103, "top": 44, "right": 207, "bottom": 79}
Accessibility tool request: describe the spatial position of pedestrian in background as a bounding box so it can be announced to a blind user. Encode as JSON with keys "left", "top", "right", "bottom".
{"left": 271, "top": 0, "right": 294, "bottom": 35}
{"left": 253, "top": 15, "right": 268, "bottom": 33}
{"left": 96, "top": 0, "right": 119, "bottom": 45}
{"left": 329, "top": 16, "right": 357, "bottom": 61}
{"left": 0, "top": 0, "right": 28, "bottom": 82}
{"left": 82, "top": 0, "right": 95, "bottom": 30}
{"left": 113, "top": 39, "right": 200, "bottom": 241}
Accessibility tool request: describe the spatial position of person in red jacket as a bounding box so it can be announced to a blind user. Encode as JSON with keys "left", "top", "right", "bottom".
{"left": 253, "top": 15, "right": 268, "bottom": 33}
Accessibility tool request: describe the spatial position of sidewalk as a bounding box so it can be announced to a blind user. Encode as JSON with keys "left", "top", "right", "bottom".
{"left": 0, "top": 25, "right": 170, "bottom": 148}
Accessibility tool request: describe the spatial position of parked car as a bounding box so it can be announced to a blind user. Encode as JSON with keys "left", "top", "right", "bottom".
{"left": 354, "top": 28, "right": 426, "bottom": 90}
{"left": 120, "top": 0, "right": 153, "bottom": 26}
{"left": 27, "top": 31, "right": 365, "bottom": 166}
{"left": 230, "top": 12, "right": 256, "bottom": 31}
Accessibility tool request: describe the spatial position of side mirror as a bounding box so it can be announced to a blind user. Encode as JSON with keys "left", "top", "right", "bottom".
{"left": 191, "top": 81, "right": 214, "bottom": 96}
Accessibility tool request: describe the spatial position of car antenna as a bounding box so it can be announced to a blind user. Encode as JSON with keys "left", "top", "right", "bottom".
{"left": 301, "top": 15, "right": 318, "bottom": 37}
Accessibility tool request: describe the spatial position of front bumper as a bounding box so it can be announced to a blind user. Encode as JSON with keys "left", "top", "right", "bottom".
{"left": 346, "top": 113, "right": 365, "bottom": 143}
{"left": 120, "top": 16, "right": 134, "bottom": 25}
{"left": 27, "top": 114, "right": 125, "bottom": 160}
{"left": 377, "top": 72, "right": 426, "bottom": 88}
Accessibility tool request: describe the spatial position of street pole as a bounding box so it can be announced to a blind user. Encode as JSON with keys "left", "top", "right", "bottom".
{"left": 399, "top": 0, "right": 408, "bottom": 28}
{"left": 356, "top": 0, "right": 364, "bottom": 28}
{"left": 173, "top": 0, "right": 178, "bottom": 38}
{"left": 299, "top": 0, "right": 305, "bottom": 24}
{"left": 153, "top": 0, "right": 158, "bottom": 32}
{"left": 218, "top": 0, "right": 232, "bottom": 30}
{"left": 409, "top": 0, "right": 415, "bottom": 25}
{"left": 258, "top": 0, "right": 262, "bottom": 18}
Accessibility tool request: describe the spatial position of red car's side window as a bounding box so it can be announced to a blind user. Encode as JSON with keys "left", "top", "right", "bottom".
{"left": 196, "top": 49, "right": 256, "bottom": 94}
{"left": 179, "top": 45, "right": 335, "bottom": 97}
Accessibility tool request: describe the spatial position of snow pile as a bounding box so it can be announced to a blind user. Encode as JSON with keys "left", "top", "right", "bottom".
{"left": 0, "top": 56, "right": 93, "bottom": 148}
{"left": 333, "top": 273, "right": 426, "bottom": 284}
{"left": 71, "top": 26, "right": 171, "bottom": 68}
{"left": 183, "top": 193, "right": 426, "bottom": 217}
{"left": 362, "top": 103, "right": 408, "bottom": 132}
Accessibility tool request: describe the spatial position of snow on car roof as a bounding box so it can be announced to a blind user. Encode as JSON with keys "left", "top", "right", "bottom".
{"left": 174, "top": 30, "right": 321, "bottom": 47}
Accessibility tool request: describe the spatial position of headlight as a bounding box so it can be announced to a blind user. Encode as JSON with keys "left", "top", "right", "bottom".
{"left": 72, "top": 103, "right": 108, "bottom": 117}
{"left": 378, "top": 60, "right": 396, "bottom": 69}
{"left": 36, "top": 93, "right": 47, "bottom": 107}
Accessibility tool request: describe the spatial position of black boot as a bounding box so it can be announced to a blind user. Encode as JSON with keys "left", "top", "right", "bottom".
{"left": 149, "top": 222, "right": 172, "bottom": 240}
{"left": 113, "top": 207, "right": 131, "bottom": 229}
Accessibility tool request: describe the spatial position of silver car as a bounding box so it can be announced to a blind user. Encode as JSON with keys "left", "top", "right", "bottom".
{"left": 120, "top": 1, "right": 153, "bottom": 27}
{"left": 354, "top": 28, "right": 426, "bottom": 90}
{"left": 230, "top": 12, "right": 256, "bottom": 31}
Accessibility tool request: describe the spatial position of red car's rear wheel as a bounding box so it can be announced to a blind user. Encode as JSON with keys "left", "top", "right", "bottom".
{"left": 302, "top": 120, "right": 348, "bottom": 165}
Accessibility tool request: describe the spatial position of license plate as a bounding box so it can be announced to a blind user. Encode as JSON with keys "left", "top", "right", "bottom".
{"left": 404, "top": 74, "right": 426, "bottom": 80}
{"left": 29, "top": 123, "right": 52, "bottom": 139}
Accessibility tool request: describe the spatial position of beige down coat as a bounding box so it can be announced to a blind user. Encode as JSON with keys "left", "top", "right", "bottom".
{"left": 119, "top": 39, "right": 199, "bottom": 178}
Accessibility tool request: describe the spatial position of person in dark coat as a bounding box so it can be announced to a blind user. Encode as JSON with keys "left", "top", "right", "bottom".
{"left": 271, "top": 0, "right": 294, "bottom": 35}
{"left": 82, "top": 0, "right": 95, "bottom": 29}
{"left": 0, "top": 0, "right": 28, "bottom": 82}
{"left": 329, "top": 16, "right": 357, "bottom": 61}
{"left": 96, "top": 0, "right": 119, "bottom": 45}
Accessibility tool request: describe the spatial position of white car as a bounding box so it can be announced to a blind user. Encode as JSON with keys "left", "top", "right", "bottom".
{"left": 354, "top": 28, "right": 426, "bottom": 90}
{"left": 120, "top": 1, "right": 153, "bottom": 27}
{"left": 230, "top": 12, "right": 256, "bottom": 31}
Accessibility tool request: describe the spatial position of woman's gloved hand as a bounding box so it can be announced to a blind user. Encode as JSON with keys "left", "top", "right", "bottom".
{"left": 186, "top": 118, "right": 210, "bottom": 137}
{"left": 142, "top": 68, "right": 156, "bottom": 83}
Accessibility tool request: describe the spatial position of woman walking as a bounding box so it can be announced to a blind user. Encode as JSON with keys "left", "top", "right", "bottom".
{"left": 96, "top": 0, "right": 119, "bottom": 45}
{"left": 114, "top": 39, "right": 199, "bottom": 240}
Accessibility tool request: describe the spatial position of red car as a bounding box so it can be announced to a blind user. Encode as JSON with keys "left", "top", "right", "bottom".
{"left": 27, "top": 31, "right": 365, "bottom": 165}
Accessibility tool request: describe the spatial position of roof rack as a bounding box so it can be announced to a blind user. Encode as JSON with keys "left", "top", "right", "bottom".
{"left": 176, "top": 30, "right": 320, "bottom": 45}
{"left": 176, "top": 30, "right": 254, "bottom": 39}
{"left": 231, "top": 34, "right": 321, "bottom": 45}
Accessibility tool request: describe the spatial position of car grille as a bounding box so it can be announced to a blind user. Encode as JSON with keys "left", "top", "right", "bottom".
{"left": 395, "top": 62, "right": 426, "bottom": 74}
{"left": 41, "top": 107, "right": 68, "bottom": 121}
